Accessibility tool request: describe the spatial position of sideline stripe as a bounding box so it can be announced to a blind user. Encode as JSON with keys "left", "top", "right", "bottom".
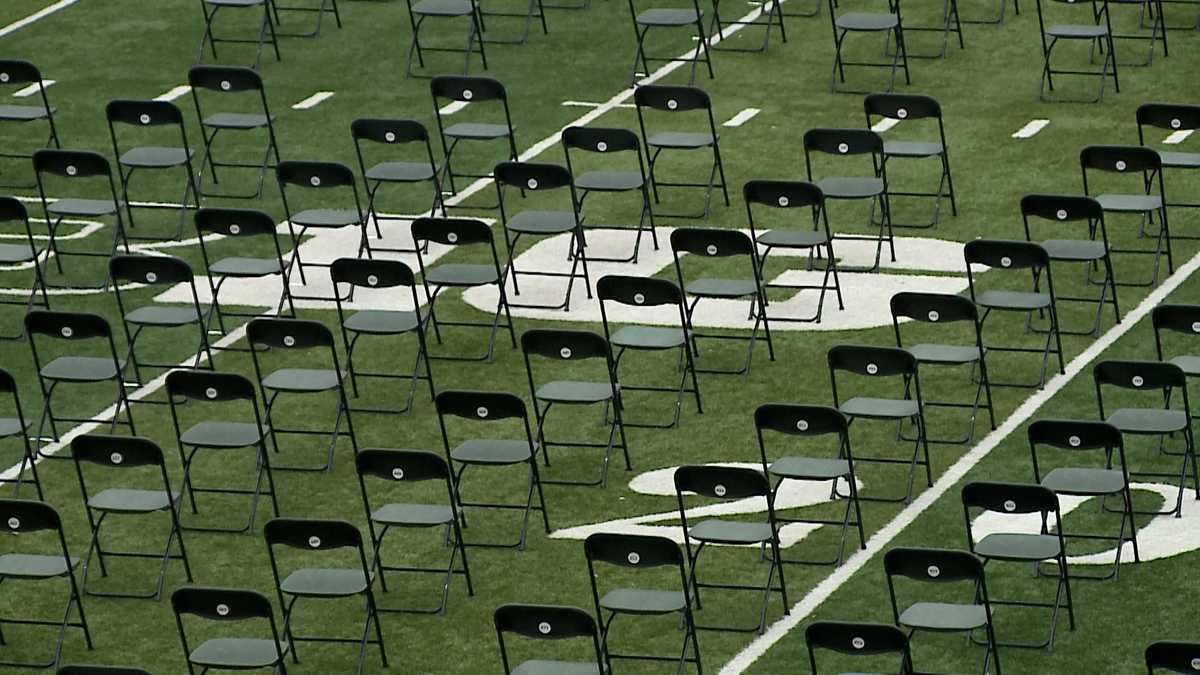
{"left": 723, "top": 107, "right": 761, "bottom": 128}
{"left": 0, "top": 0, "right": 80, "bottom": 38}
{"left": 292, "top": 91, "right": 334, "bottom": 110}
{"left": 154, "top": 85, "right": 192, "bottom": 102}
{"left": 1164, "top": 130, "right": 1194, "bottom": 145}
{"left": 12, "top": 79, "right": 54, "bottom": 97}
{"left": 721, "top": 249, "right": 1200, "bottom": 674}
{"left": 1012, "top": 118, "right": 1049, "bottom": 138}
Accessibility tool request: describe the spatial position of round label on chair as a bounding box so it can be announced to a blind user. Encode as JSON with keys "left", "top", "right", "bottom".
{"left": 927, "top": 310, "right": 940, "bottom": 322}
{"left": 667, "top": 99, "right": 678, "bottom": 110}
{"left": 851, "top": 636, "right": 866, "bottom": 649}
{"left": 66, "top": 165, "right": 77, "bottom": 176}
{"left": 392, "top": 467, "right": 405, "bottom": 480}
{"left": 283, "top": 335, "right": 296, "bottom": 347}
{"left": 796, "top": 419, "right": 809, "bottom": 431}
{"left": 633, "top": 292, "right": 646, "bottom": 305}
{"left": 61, "top": 326, "right": 73, "bottom": 338}
{"left": 462, "top": 89, "right": 474, "bottom": 100}
{"left": 310, "top": 176, "right": 321, "bottom": 187}
{"left": 1068, "top": 435, "right": 1081, "bottom": 447}
{"left": 1192, "top": 321, "right": 1200, "bottom": 333}
{"left": 1115, "top": 160, "right": 1127, "bottom": 171}
{"left": 110, "top": 452, "right": 124, "bottom": 464}
{"left": 7, "top": 517, "right": 19, "bottom": 529}
{"left": 1191, "top": 657, "right": 1200, "bottom": 670}
{"left": 477, "top": 406, "right": 489, "bottom": 418}
{"left": 866, "top": 363, "right": 878, "bottom": 375}
{"left": 146, "top": 272, "right": 158, "bottom": 283}
{"left": 216, "top": 603, "right": 230, "bottom": 616}
{"left": 897, "top": 108, "right": 908, "bottom": 119}
{"left": 139, "top": 113, "right": 152, "bottom": 125}
{"left": 560, "top": 347, "right": 572, "bottom": 359}
{"left": 775, "top": 195, "right": 790, "bottom": 207}
{"left": 627, "top": 551, "right": 641, "bottom": 564}
{"left": 308, "top": 535, "right": 322, "bottom": 548}
{"left": 220, "top": 80, "right": 232, "bottom": 91}
{"left": 714, "top": 484, "right": 727, "bottom": 497}
{"left": 205, "top": 387, "right": 219, "bottom": 399}
{"left": 837, "top": 142, "right": 849, "bottom": 154}
{"left": 1056, "top": 209, "right": 1069, "bottom": 220}
{"left": 597, "top": 141, "right": 608, "bottom": 152}
{"left": 0, "top": 73, "right": 8, "bottom": 83}
{"left": 229, "top": 224, "right": 241, "bottom": 235}
{"left": 1132, "top": 375, "right": 1144, "bottom": 387}
{"left": 1000, "top": 256, "right": 1012, "bottom": 268}
{"left": 1171, "top": 118, "right": 1182, "bottom": 129}
{"left": 538, "top": 621, "right": 552, "bottom": 634}
{"left": 706, "top": 244, "right": 718, "bottom": 256}
{"left": 926, "top": 565, "right": 940, "bottom": 578}
{"left": 385, "top": 132, "right": 397, "bottom": 143}
{"left": 367, "top": 274, "right": 379, "bottom": 287}
{"left": 1003, "top": 499, "right": 1016, "bottom": 512}
{"left": 527, "top": 178, "right": 539, "bottom": 190}
{"left": 447, "top": 232, "right": 459, "bottom": 243}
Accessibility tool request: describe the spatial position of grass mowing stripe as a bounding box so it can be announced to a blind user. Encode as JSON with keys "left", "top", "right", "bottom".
{"left": 719, "top": 249, "right": 1200, "bottom": 674}
{"left": 1012, "top": 118, "right": 1050, "bottom": 138}
{"left": 0, "top": 0, "right": 79, "bottom": 38}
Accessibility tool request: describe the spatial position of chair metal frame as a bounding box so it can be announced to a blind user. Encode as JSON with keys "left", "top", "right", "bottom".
{"left": 0, "top": 368, "right": 40, "bottom": 499}
{"left": 1035, "top": 0, "right": 1119, "bottom": 103}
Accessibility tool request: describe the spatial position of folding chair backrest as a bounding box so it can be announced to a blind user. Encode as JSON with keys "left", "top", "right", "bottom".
{"left": 1080, "top": 145, "right": 1162, "bottom": 175}
{"left": 743, "top": 179, "right": 824, "bottom": 210}
{"left": 584, "top": 532, "right": 683, "bottom": 568}
{"left": 57, "top": 666, "right": 152, "bottom": 675}
{"left": 674, "top": 464, "right": 769, "bottom": 499}
{"left": 0, "top": 497, "right": 63, "bottom": 534}
{"left": 195, "top": 207, "right": 278, "bottom": 239}
{"left": 432, "top": 75, "right": 508, "bottom": 103}
{"left": 171, "top": 586, "right": 274, "bottom": 621}
{"left": 521, "top": 328, "right": 610, "bottom": 362}
{"left": 351, "top": 117, "right": 431, "bottom": 145}
{"left": 1020, "top": 193, "right": 1104, "bottom": 224}
{"left": 596, "top": 274, "right": 682, "bottom": 307}
{"left": 883, "top": 547, "right": 982, "bottom": 583}
{"left": 634, "top": 85, "right": 711, "bottom": 113}
{"left": 806, "top": 620, "right": 910, "bottom": 657}
{"left": 188, "top": 65, "right": 265, "bottom": 93}
{"left": 1028, "top": 418, "right": 1123, "bottom": 452}
{"left": 33, "top": 149, "right": 112, "bottom": 179}
{"left": 828, "top": 344, "right": 916, "bottom": 378}
{"left": 494, "top": 161, "right": 573, "bottom": 191}
{"left": 264, "top": 517, "right": 363, "bottom": 551}
{"left": 864, "top": 93, "right": 941, "bottom": 121}
{"left": 961, "top": 480, "right": 1058, "bottom": 515}
{"left": 562, "top": 126, "right": 641, "bottom": 154}
{"left": 25, "top": 310, "right": 112, "bottom": 341}
{"left": 247, "top": 317, "right": 336, "bottom": 350}
{"left": 166, "top": 368, "right": 257, "bottom": 403}
{"left": 1094, "top": 360, "right": 1186, "bottom": 391}
{"left": 436, "top": 389, "right": 527, "bottom": 421}
{"left": 277, "top": 159, "right": 356, "bottom": 189}
{"left": 0, "top": 367, "right": 16, "bottom": 394}
{"left": 356, "top": 448, "right": 450, "bottom": 483}
{"left": 71, "top": 434, "right": 165, "bottom": 469}
{"left": 0, "top": 59, "right": 45, "bottom": 87}
{"left": 1153, "top": 304, "right": 1200, "bottom": 337}
{"left": 330, "top": 257, "right": 416, "bottom": 290}
{"left": 964, "top": 239, "right": 1049, "bottom": 271}
{"left": 670, "top": 227, "right": 754, "bottom": 257}
{"left": 0, "top": 196, "right": 30, "bottom": 224}
{"left": 109, "top": 254, "right": 194, "bottom": 286}
{"left": 494, "top": 603, "right": 597, "bottom": 640}
{"left": 755, "top": 403, "right": 847, "bottom": 438}
{"left": 1145, "top": 641, "right": 1200, "bottom": 673}
{"left": 803, "top": 128, "right": 883, "bottom": 157}
{"left": 1137, "top": 104, "right": 1200, "bottom": 144}
{"left": 890, "top": 291, "right": 977, "bottom": 326}
{"left": 105, "top": 100, "right": 186, "bottom": 128}
{"left": 411, "top": 216, "right": 493, "bottom": 248}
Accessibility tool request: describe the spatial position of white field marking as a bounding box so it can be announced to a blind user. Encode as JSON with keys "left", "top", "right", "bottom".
{"left": 1012, "top": 118, "right": 1050, "bottom": 139}
{"left": 292, "top": 91, "right": 335, "bottom": 110}
{"left": 0, "top": 0, "right": 80, "bottom": 38}
{"left": 723, "top": 107, "right": 761, "bottom": 128}
{"left": 871, "top": 117, "right": 900, "bottom": 133}
{"left": 720, "top": 248, "right": 1200, "bottom": 675}
{"left": 1164, "top": 129, "right": 1194, "bottom": 145}
{"left": 12, "top": 80, "right": 54, "bottom": 98}
{"left": 154, "top": 85, "right": 192, "bottom": 102}
{"left": 438, "top": 100, "right": 470, "bottom": 115}
{"left": 561, "top": 100, "right": 636, "bottom": 109}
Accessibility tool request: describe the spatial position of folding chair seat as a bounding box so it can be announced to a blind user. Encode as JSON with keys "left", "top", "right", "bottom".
{"left": 584, "top": 533, "right": 701, "bottom": 672}
{"left": 25, "top": 311, "right": 135, "bottom": 458}
{"left": 522, "top": 329, "right": 629, "bottom": 487}
{"left": 883, "top": 547, "right": 1001, "bottom": 675}
{"left": 755, "top": 403, "right": 865, "bottom": 565}
{"left": 277, "top": 159, "right": 370, "bottom": 297}
{"left": 105, "top": 100, "right": 200, "bottom": 242}
{"left": 561, "top": 126, "right": 657, "bottom": 263}
{"left": 827, "top": 0, "right": 910, "bottom": 93}
{"left": 33, "top": 149, "right": 129, "bottom": 289}
{"left": 1146, "top": 641, "right": 1200, "bottom": 673}
{"left": 806, "top": 620, "right": 914, "bottom": 673}
{"left": 962, "top": 481, "right": 1075, "bottom": 649}
{"left": 248, "top": 317, "right": 357, "bottom": 472}
{"left": 627, "top": 0, "right": 713, "bottom": 83}
{"left": 166, "top": 369, "right": 280, "bottom": 534}
{"left": 1094, "top": 359, "right": 1198, "bottom": 517}
{"left": 271, "top": 0, "right": 342, "bottom": 37}
{"left": 331, "top": 257, "right": 434, "bottom": 414}
{"left": 965, "top": 239, "right": 1065, "bottom": 388}
{"left": 671, "top": 227, "right": 774, "bottom": 375}
{"left": 57, "top": 666, "right": 150, "bottom": 675}
{"left": 264, "top": 518, "right": 387, "bottom": 673}
{"left": 497, "top": 161, "right": 591, "bottom": 311}
{"left": 803, "top": 128, "right": 894, "bottom": 272}
{"left": 1021, "top": 194, "right": 1119, "bottom": 336}
{"left": 412, "top": 216, "right": 515, "bottom": 362}
{"left": 744, "top": 179, "right": 843, "bottom": 324}
{"left": 435, "top": 390, "right": 550, "bottom": 550}
{"left": 1108, "top": 0, "right": 1167, "bottom": 66}
{"left": 709, "top": 0, "right": 786, "bottom": 53}
{"left": 829, "top": 344, "right": 931, "bottom": 503}
{"left": 674, "top": 464, "right": 788, "bottom": 634}
{"left": 891, "top": 291, "right": 995, "bottom": 444}
{"left": 865, "top": 94, "right": 956, "bottom": 229}
{"left": 0, "top": 60, "right": 60, "bottom": 188}
{"left": 1081, "top": 145, "right": 1172, "bottom": 286}
{"left": 188, "top": 65, "right": 281, "bottom": 200}
{"left": 70, "top": 434, "right": 192, "bottom": 600}
{"left": 0, "top": 368, "right": 40, "bottom": 499}
{"left": 352, "top": 117, "right": 446, "bottom": 253}
{"left": 0, "top": 499, "right": 93, "bottom": 670}
{"left": 634, "top": 85, "right": 728, "bottom": 219}
{"left": 197, "top": 0, "right": 280, "bottom": 68}
{"left": 405, "top": 0, "right": 487, "bottom": 77}
{"left": 171, "top": 587, "right": 288, "bottom": 675}
{"left": 494, "top": 604, "right": 605, "bottom": 674}
{"left": 430, "top": 76, "right": 519, "bottom": 201}
{"left": 355, "top": 448, "right": 473, "bottom": 614}
{"left": 1035, "top": 0, "right": 1118, "bottom": 102}
{"left": 596, "top": 274, "right": 701, "bottom": 428}
{"left": 109, "top": 255, "right": 213, "bottom": 389}
{"left": 0, "top": 197, "right": 50, "bottom": 340}
{"left": 1029, "top": 418, "right": 1139, "bottom": 580}
{"left": 1138, "top": 104, "right": 1200, "bottom": 238}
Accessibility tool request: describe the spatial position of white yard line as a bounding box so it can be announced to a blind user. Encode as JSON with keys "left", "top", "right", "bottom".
{"left": 871, "top": 117, "right": 900, "bottom": 133}
{"left": 154, "top": 85, "right": 192, "bottom": 102}
{"left": 292, "top": 90, "right": 335, "bottom": 110}
{"left": 0, "top": 0, "right": 80, "bottom": 38}
{"left": 1011, "top": 118, "right": 1050, "bottom": 139}
{"left": 723, "top": 107, "right": 761, "bottom": 128}
{"left": 720, "top": 249, "right": 1200, "bottom": 674}
{"left": 561, "top": 100, "right": 636, "bottom": 109}
{"left": 1164, "top": 129, "right": 1194, "bottom": 145}
{"left": 438, "top": 100, "right": 470, "bottom": 115}
{"left": 12, "top": 79, "right": 54, "bottom": 98}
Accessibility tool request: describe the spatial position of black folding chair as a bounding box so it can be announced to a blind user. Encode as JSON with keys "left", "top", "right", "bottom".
{"left": 674, "top": 464, "right": 788, "bottom": 634}
{"left": 1154, "top": 304, "right": 1200, "bottom": 392}
{"left": 355, "top": 448, "right": 473, "bottom": 615}
{"left": 494, "top": 604, "right": 604, "bottom": 674}
{"left": 596, "top": 274, "right": 701, "bottom": 429}
{"left": 671, "top": 227, "right": 774, "bottom": 375}
{"left": 436, "top": 390, "right": 550, "bottom": 549}
{"left": 197, "top": 0, "right": 281, "bottom": 69}
{"left": 0, "top": 59, "right": 60, "bottom": 188}
{"left": 744, "top": 179, "right": 843, "bottom": 324}
{"left": 264, "top": 518, "right": 387, "bottom": 673}
{"left": 271, "top": 0, "right": 341, "bottom": 37}
{"left": 430, "top": 76, "right": 518, "bottom": 202}
{"left": 0, "top": 197, "right": 50, "bottom": 339}
{"left": 828, "top": 0, "right": 911, "bottom": 93}
{"left": 496, "top": 161, "right": 591, "bottom": 311}
{"left": 710, "top": 0, "right": 786, "bottom": 52}
{"left": 105, "top": 100, "right": 200, "bottom": 242}
{"left": 171, "top": 587, "right": 288, "bottom": 675}
{"left": 0, "top": 499, "right": 93, "bottom": 670}
{"left": 755, "top": 403, "right": 865, "bottom": 565}
{"left": 70, "top": 434, "right": 192, "bottom": 600}
{"left": 522, "top": 329, "right": 629, "bottom": 487}
{"left": 277, "top": 159, "right": 370, "bottom": 296}
{"left": 188, "top": 65, "right": 281, "bottom": 200}
{"left": 247, "top": 317, "right": 358, "bottom": 472}
{"left": 634, "top": 85, "right": 729, "bottom": 219}
{"left": 891, "top": 291, "right": 996, "bottom": 444}
{"left": 166, "top": 369, "right": 280, "bottom": 534}
{"left": 964, "top": 239, "right": 1065, "bottom": 389}
{"left": 584, "top": 532, "right": 701, "bottom": 672}
{"left": 806, "top": 620, "right": 914, "bottom": 674}
{"left": 627, "top": 0, "right": 713, "bottom": 84}
{"left": 109, "top": 255, "right": 213, "bottom": 389}
{"left": 803, "top": 128, "right": 894, "bottom": 272}
{"left": 405, "top": 0, "right": 487, "bottom": 77}
{"left": 1035, "top": 0, "right": 1118, "bottom": 102}
{"left": 25, "top": 311, "right": 135, "bottom": 457}
{"left": 1137, "top": 103, "right": 1200, "bottom": 239}
{"left": 562, "top": 126, "right": 657, "bottom": 263}
{"left": 412, "top": 216, "right": 515, "bottom": 362}
{"left": 865, "top": 94, "right": 956, "bottom": 229}
{"left": 829, "top": 344, "right": 932, "bottom": 504}
{"left": 1028, "top": 418, "right": 1139, "bottom": 580}
{"left": 352, "top": 118, "right": 446, "bottom": 252}
{"left": 32, "top": 149, "right": 129, "bottom": 289}
{"left": 1146, "top": 641, "right": 1200, "bottom": 674}
{"left": 1081, "top": 145, "right": 1172, "bottom": 287}
{"left": 1020, "top": 194, "right": 1119, "bottom": 336}
{"left": 883, "top": 547, "right": 1001, "bottom": 675}
{"left": 1094, "top": 359, "right": 1197, "bottom": 517}
{"left": 962, "top": 481, "right": 1075, "bottom": 649}
{"left": 0, "top": 368, "right": 39, "bottom": 499}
